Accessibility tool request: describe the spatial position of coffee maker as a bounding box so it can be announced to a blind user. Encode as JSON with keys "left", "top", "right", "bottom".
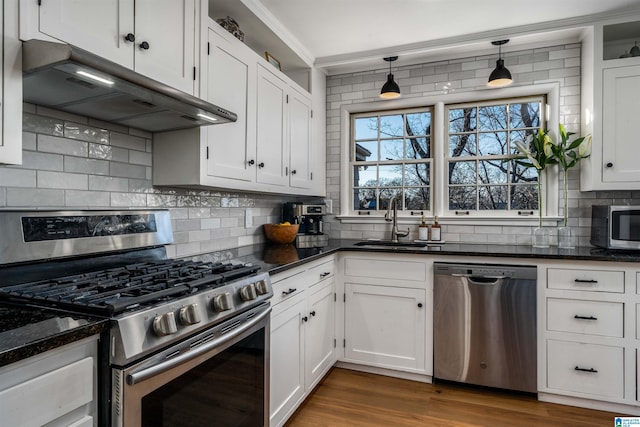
{"left": 282, "top": 202, "right": 328, "bottom": 247}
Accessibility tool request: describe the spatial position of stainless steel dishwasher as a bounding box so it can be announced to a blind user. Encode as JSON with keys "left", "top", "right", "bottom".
{"left": 433, "top": 262, "right": 537, "bottom": 393}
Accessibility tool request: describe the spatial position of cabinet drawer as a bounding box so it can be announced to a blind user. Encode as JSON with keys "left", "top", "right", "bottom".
{"left": 345, "top": 257, "right": 426, "bottom": 282}
{"left": 271, "top": 270, "right": 306, "bottom": 306}
{"left": 547, "top": 340, "right": 624, "bottom": 399}
{"left": 307, "top": 259, "right": 335, "bottom": 285}
{"left": 547, "top": 298, "right": 623, "bottom": 337}
{"left": 547, "top": 268, "right": 624, "bottom": 293}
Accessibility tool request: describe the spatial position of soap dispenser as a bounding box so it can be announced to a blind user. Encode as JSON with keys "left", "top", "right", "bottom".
{"left": 418, "top": 214, "right": 429, "bottom": 241}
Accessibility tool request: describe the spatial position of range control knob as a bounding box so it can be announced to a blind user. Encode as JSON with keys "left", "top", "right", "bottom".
{"left": 152, "top": 312, "right": 177, "bottom": 336}
{"left": 179, "top": 304, "right": 201, "bottom": 325}
{"left": 213, "top": 292, "right": 232, "bottom": 312}
{"left": 240, "top": 283, "right": 257, "bottom": 301}
{"left": 255, "top": 279, "right": 269, "bottom": 295}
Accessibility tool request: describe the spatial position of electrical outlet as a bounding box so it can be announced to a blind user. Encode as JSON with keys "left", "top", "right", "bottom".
{"left": 245, "top": 209, "right": 253, "bottom": 228}
{"left": 324, "top": 199, "right": 333, "bottom": 214}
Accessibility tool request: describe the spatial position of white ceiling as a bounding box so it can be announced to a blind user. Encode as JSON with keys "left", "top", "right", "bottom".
{"left": 255, "top": 0, "right": 640, "bottom": 72}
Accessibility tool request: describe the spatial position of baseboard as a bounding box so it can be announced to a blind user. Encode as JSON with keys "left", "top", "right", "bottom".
{"left": 538, "top": 392, "right": 640, "bottom": 416}
{"left": 335, "top": 361, "right": 432, "bottom": 383}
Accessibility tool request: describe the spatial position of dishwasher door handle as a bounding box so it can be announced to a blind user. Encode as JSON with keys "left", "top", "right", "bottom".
{"left": 451, "top": 273, "right": 507, "bottom": 284}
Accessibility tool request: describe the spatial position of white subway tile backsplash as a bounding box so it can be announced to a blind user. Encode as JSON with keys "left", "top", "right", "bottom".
{"left": 37, "top": 171, "right": 88, "bottom": 190}
{"left": 110, "top": 192, "right": 147, "bottom": 207}
{"left": 0, "top": 168, "right": 36, "bottom": 187}
{"left": 109, "top": 161, "right": 146, "bottom": 179}
{"left": 65, "top": 190, "right": 109, "bottom": 207}
{"left": 21, "top": 151, "right": 64, "bottom": 172}
{"left": 88, "top": 176, "right": 128, "bottom": 192}
{"left": 7, "top": 188, "right": 64, "bottom": 206}
{"left": 64, "top": 157, "right": 109, "bottom": 175}
{"left": 64, "top": 122, "right": 109, "bottom": 144}
{"left": 89, "top": 143, "right": 129, "bottom": 162}
{"left": 38, "top": 134, "right": 88, "bottom": 156}
{"left": 110, "top": 132, "right": 146, "bottom": 151}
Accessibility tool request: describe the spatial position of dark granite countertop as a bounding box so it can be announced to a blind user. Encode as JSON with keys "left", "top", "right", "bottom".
{"left": 5, "top": 239, "right": 639, "bottom": 367}
{"left": 0, "top": 303, "right": 109, "bottom": 368}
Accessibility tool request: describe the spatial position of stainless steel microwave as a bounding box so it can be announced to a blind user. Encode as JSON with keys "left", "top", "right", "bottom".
{"left": 591, "top": 205, "right": 640, "bottom": 250}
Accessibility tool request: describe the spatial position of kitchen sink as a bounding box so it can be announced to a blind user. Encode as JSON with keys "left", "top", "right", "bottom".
{"left": 354, "top": 240, "right": 429, "bottom": 248}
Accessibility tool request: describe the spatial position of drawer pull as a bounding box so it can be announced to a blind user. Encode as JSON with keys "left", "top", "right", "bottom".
{"left": 320, "top": 272, "right": 331, "bottom": 278}
{"left": 574, "top": 366, "right": 598, "bottom": 373}
{"left": 282, "top": 288, "right": 297, "bottom": 296}
{"left": 574, "top": 315, "right": 598, "bottom": 320}
{"left": 574, "top": 279, "right": 598, "bottom": 284}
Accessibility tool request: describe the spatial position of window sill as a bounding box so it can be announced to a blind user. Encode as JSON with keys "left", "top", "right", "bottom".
{"left": 335, "top": 214, "right": 562, "bottom": 227}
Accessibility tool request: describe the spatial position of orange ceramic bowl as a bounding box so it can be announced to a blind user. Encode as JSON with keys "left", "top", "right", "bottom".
{"left": 263, "top": 223, "right": 300, "bottom": 244}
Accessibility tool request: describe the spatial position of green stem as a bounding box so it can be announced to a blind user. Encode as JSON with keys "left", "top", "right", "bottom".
{"left": 538, "top": 169, "right": 542, "bottom": 228}
{"left": 563, "top": 168, "right": 568, "bottom": 227}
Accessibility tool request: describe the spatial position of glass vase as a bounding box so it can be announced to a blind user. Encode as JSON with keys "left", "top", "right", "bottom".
{"left": 558, "top": 226, "right": 574, "bottom": 249}
{"left": 532, "top": 227, "right": 550, "bottom": 248}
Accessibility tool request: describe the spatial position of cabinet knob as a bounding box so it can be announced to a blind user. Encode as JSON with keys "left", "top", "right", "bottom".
{"left": 606, "top": 162, "right": 613, "bottom": 168}
{"left": 124, "top": 33, "right": 135, "bottom": 43}
{"left": 302, "top": 316, "right": 308, "bottom": 323}
{"left": 291, "top": 169, "right": 297, "bottom": 175}
{"left": 310, "top": 310, "right": 316, "bottom": 317}
{"left": 258, "top": 162, "right": 265, "bottom": 168}
{"left": 139, "top": 41, "right": 150, "bottom": 50}
{"left": 248, "top": 159, "right": 255, "bottom": 166}
{"left": 417, "top": 303, "right": 423, "bottom": 308}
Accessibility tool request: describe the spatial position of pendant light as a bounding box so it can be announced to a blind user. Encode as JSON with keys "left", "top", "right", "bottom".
{"left": 487, "top": 40, "right": 513, "bottom": 88}
{"left": 380, "top": 56, "right": 401, "bottom": 99}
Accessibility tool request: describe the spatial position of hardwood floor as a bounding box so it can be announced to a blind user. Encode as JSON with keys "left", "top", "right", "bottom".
{"left": 285, "top": 368, "right": 620, "bottom": 427}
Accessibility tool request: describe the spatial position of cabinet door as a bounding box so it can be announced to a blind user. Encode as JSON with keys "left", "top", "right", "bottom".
{"left": 204, "top": 26, "right": 255, "bottom": 182}
{"left": 305, "top": 278, "right": 335, "bottom": 390}
{"left": 289, "top": 88, "right": 312, "bottom": 189}
{"left": 344, "top": 282, "right": 426, "bottom": 372}
{"left": 270, "top": 296, "right": 305, "bottom": 427}
{"left": 134, "top": 0, "right": 196, "bottom": 94}
{"left": 256, "top": 64, "right": 288, "bottom": 187}
{"left": 0, "top": 0, "right": 22, "bottom": 165}
{"left": 35, "top": 0, "right": 134, "bottom": 68}
{"left": 602, "top": 65, "right": 640, "bottom": 183}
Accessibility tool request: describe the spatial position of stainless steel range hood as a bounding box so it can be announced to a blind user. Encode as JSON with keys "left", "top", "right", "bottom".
{"left": 22, "top": 39, "right": 237, "bottom": 132}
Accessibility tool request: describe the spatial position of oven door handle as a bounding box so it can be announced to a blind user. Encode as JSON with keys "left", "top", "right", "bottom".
{"left": 126, "top": 306, "right": 271, "bottom": 386}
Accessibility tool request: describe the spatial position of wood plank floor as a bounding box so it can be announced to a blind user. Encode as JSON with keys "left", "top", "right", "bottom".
{"left": 285, "top": 368, "right": 621, "bottom": 427}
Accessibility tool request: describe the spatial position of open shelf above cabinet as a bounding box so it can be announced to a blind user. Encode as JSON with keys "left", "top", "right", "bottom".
{"left": 208, "top": 0, "right": 313, "bottom": 92}
{"left": 603, "top": 21, "right": 640, "bottom": 61}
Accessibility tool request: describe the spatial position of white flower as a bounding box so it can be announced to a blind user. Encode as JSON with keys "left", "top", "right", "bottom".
{"left": 579, "top": 134, "right": 592, "bottom": 158}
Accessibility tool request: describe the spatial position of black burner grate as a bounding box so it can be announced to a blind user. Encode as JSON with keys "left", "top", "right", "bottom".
{"left": 0, "top": 260, "right": 260, "bottom": 315}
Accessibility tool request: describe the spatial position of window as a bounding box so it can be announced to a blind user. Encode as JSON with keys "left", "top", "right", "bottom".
{"left": 351, "top": 108, "right": 432, "bottom": 212}
{"left": 446, "top": 97, "right": 544, "bottom": 214}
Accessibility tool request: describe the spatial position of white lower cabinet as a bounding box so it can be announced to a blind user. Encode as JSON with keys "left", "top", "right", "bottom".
{"left": 270, "top": 257, "right": 336, "bottom": 427}
{"left": 340, "top": 253, "right": 431, "bottom": 377}
{"left": 0, "top": 336, "right": 98, "bottom": 427}
{"left": 539, "top": 260, "right": 640, "bottom": 414}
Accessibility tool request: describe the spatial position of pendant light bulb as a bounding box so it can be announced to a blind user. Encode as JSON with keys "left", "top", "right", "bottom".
{"left": 488, "top": 40, "right": 513, "bottom": 88}
{"left": 380, "top": 56, "right": 401, "bottom": 99}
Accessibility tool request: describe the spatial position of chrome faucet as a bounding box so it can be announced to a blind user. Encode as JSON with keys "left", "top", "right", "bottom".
{"left": 385, "top": 195, "right": 410, "bottom": 243}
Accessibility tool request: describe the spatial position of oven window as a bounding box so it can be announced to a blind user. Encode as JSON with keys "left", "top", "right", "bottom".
{"left": 141, "top": 328, "right": 265, "bottom": 427}
{"left": 611, "top": 210, "right": 640, "bottom": 241}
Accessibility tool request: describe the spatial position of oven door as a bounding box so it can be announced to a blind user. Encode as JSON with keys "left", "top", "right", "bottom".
{"left": 112, "top": 303, "right": 270, "bottom": 427}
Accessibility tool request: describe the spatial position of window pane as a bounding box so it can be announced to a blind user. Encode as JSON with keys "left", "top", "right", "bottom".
{"left": 354, "top": 188, "right": 377, "bottom": 210}
{"left": 405, "top": 187, "right": 430, "bottom": 210}
{"left": 405, "top": 163, "right": 430, "bottom": 186}
{"left": 378, "top": 188, "right": 402, "bottom": 209}
{"left": 378, "top": 164, "right": 403, "bottom": 186}
{"left": 353, "top": 165, "right": 376, "bottom": 187}
{"left": 380, "top": 139, "right": 404, "bottom": 161}
{"left": 479, "top": 186, "right": 508, "bottom": 210}
{"left": 406, "top": 112, "right": 431, "bottom": 136}
{"left": 449, "top": 107, "right": 476, "bottom": 133}
{"left": 380, "top": 114, "right": 404, "bottom": 137}
{"left": 449, "top": 134, "right": 476, "bottom": 157}
{"left": 511, "top": 161, "right": 537, "bottom": 184}
{"left": 478, "top": 160, "right": 507, "bottom": 184}
{"left": 449, "top": 161, "right": 476, "bottom": 184}
{"left": 509, "top": 102, "right": 540, "bottom": 129}
{"left": 355, "top": 141, "right": 377, "bottom": 162}
{"left": 407, "top": 137, "right": 431, "bottom": 159}
{"left": 478, "top": 105, "right": 507, "bottom": 131}
{"left": 354, "top": 117, "right": 378, "bottom": 140}
{"left": 509, "top": 129, "right": 535, "bottom": 155}
{"left": 510, "top": 185, "right": 538, "bottom": 210}
{"left": 449, "top": 186, "right": 476, "bottom": 210}
{"left": 478, "top": 131, "right": 508, "bottom": 156}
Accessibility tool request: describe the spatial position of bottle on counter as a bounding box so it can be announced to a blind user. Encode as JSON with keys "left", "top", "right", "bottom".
{"left": 431, "top": 216, "right": 441, "bottom": 241}
{"left": 418, "top": 214, "right": 429, "bottom": 241}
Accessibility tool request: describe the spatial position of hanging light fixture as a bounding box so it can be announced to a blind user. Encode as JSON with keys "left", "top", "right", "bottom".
{"left": 380, "top": 56, "right": 401, "bottom": 99}
{"left": 487, "top": 40, "right": 513, "bottom": 88}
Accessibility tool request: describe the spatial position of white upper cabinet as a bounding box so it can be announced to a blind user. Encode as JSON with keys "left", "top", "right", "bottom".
{"left": 20, "top": 0, "right": 196, "bottom": 94}
{"left": 288, "top": 86, "right": 313, "bottom": 190}
{"left": 581, "top": 15, "right": 640, "bottom": 190}
{"left": 0, "top": 0, "right": 22, "bottom": 165}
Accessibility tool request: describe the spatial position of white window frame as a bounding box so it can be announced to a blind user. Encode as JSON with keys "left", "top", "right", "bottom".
{"left": 338, "top": 83, "right": 560, "bottom": 226}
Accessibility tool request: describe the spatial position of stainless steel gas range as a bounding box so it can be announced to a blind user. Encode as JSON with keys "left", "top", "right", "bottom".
{"left": 0, "top": 210, "right": 272, "bottom": 427}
